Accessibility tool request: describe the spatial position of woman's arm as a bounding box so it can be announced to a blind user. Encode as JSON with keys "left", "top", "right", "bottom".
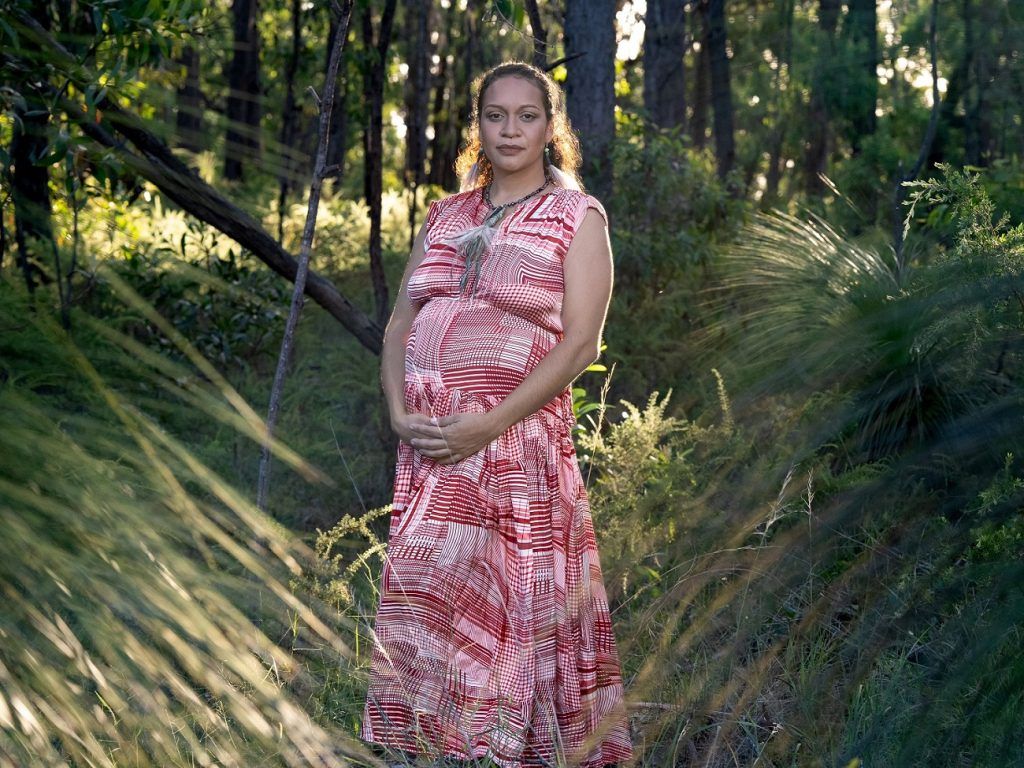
{"left": 410, "top": 207, "right": 612, "bottom": 464}
{"left": 381, "top": 219, "right": 436, "bottom": 444}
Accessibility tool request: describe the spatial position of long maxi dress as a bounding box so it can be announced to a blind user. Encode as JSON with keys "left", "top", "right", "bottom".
{"left": 362, "top": 186, "right": 632, "bottom": 768}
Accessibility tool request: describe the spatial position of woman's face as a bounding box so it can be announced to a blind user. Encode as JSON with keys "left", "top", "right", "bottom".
{"left": 478, "top": 76, "right": 554, "bottom": 179}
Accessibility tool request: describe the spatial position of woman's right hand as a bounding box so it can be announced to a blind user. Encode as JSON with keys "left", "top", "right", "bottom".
{"left": 390, "top": 411, "right": 435, "bottom": 445}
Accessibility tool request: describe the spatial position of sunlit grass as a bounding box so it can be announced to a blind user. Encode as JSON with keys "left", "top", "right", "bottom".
{"left": 0, "top": 281, "right": 379, "bottom": 766}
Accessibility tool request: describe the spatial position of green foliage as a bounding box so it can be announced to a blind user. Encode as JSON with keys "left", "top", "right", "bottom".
{"left": 604, "top": 118, "right": 745, "bottom": 402}
{"left": 600, "top": 164, "right": 1024, "bottom": 767}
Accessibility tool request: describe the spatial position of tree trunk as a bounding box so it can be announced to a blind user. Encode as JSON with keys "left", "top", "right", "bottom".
{"left": 276, "top": 0, "right": 304, "bottom": 243}
{"left": 690, "top": 5, "right": 710, "bottom": 151}
{"left": 224, "top": 0, "right": 262, "bottom": 180}
{"left": 965, "top": 0, "right": 994, "bottom": 166}
{"left": 643, "top": 0, "right": 687, "bottom": 131}
{"left": 762, "top": 0, "right": 794, "bottom": 209}
{"left": 427, "top": 47, "right": 452, "bottom": 188}
{"left": 325, "top": 11, "right": 351, "bottom": 185}
{"left": 802, "top": 0, "right": 840, "bottom": 195}
{"left": 564, "top": 0, "right": 616, "bottom": 199}
{"left": 361, "top": 0, "right": 398, "bottom": 328}
{"left": 699, "top": 0, "right": 735, "bottom": 185}
{"left": 842, "top": 0, "right": 878, "bottom": 153}
{"left": 9, "top": 4, "right": 55, "bottom": 294}
{"left": 926, "top": 44, "right": 968, "bottom": 170}
{"left": 426, "top": 1, "right": 465, "bottom": 192}
{"left": 404, "top": 0, "right": 431, "bottom": 186}
{"left": 175, "top": 46, "right": 203, "bottom": 152}
{"left": 524, "top": 0, "right": 548, "bottom": 70}
{"left": 11, "top": 99, "right": 55, "bottom": 295}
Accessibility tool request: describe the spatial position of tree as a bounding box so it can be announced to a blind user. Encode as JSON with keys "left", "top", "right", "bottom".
{"left": 523, "top": 0, "right": 548, "bottom": 70}
{"left": 762, "top": 0, "right": 795, "bottom": 209}
{"left": 403, "top": 0, "right": 432, "bottom": 186}
{"left": 361, "top": 0, "right": 398, "bottom": 327}
{"left": 564, "top": 0, "right": 616, "bottom": 199}
{"left": 698, "top": 0, "right": 735, "bottom": 185}
{"left": 224, "top": 0, "right": 262, "bottom": 180}
{"left": 643, "top": 0, "right": 688, "bottom": 132}
{"left": 174, "top": 46, "right": 203, "bottom": 153}
{"left": 689, "top": 3, "right": 710, "bottom": 151}
{"left": 275, "top": 0, "right": 305, "bottom": 243}
{"left": 803, "top": 0, "right": 840, "bottom": 196}
{"left": 8, "top": 2, "right": 56, "bottom": 294}
{"left": 840, "top": 0, "right": 878, "bottom": 153}
{"left": 325, "top": 10, "right": 353, "bottom": 184}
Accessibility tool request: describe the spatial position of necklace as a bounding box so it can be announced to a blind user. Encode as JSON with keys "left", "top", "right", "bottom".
{"left": 483, "top": 176, "right": 550, "bottom": 214}
{"left": 451, "top": 171, "right": 552, "bottom": 294}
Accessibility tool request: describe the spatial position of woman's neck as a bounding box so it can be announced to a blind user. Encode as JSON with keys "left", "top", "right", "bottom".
{"left": 487, "top": 166, "right": 549, "bottom": 206}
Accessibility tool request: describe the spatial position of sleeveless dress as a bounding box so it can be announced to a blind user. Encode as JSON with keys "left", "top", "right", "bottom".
{"left": 362, "top": 187, "right": 632, "bottom": 767}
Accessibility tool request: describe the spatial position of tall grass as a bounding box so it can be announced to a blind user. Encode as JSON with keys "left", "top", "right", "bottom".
{"left": 0, "top": 279, "right": 379, "bottom": 766}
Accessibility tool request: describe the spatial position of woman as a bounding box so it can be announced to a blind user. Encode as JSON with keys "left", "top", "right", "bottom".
{"left": 362, "top": 61, "right": 632, "bottom": 768}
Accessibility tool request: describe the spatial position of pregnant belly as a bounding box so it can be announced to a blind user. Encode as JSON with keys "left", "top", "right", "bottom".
{"left": 406, "top": 299, "right": 556, "bottom": 397}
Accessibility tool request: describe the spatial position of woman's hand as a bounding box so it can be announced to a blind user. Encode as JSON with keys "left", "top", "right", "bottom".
{"left": 390, "top": 411, "right": 436, "bottom": 445}
{"left": 407, "top": 412, "right": 503, "bottom": 465}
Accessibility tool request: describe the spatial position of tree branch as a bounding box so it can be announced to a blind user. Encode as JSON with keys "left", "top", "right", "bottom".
{"left": 257, "top": 0, "right": 356, "bottom": 511}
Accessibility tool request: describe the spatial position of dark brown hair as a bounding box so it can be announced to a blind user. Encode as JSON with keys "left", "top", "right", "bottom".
{"left": 454, "top": 61, "right": 583, "bottom": 190}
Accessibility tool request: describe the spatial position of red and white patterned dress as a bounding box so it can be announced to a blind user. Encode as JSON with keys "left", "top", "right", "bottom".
{"left": 362, "top": 186, "right": 632, "bottom": 767}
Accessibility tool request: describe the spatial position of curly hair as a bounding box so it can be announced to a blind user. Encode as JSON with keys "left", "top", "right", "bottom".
{"left": 454, "top": 62, "right": 583, "bottom": 191}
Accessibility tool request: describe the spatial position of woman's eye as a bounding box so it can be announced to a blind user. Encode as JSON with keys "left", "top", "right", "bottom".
{"left": 486, "top": 113, "right": 503, "bottom": 121}
{"left": 521, "top": 113, "right": 537, "bottom": 121}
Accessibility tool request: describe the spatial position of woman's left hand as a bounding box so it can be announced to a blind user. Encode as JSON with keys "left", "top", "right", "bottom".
{"left": 408, "top": 412, "right": 503, "bottom": 464}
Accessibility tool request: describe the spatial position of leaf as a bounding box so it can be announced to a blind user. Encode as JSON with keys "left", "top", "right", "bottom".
{"left": 0, "top": 16, "right": 19, "bottom": 47}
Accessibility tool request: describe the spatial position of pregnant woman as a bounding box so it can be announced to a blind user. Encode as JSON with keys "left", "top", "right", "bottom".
{"left": 362, "top": 61, "right": 632, "bottom": 768}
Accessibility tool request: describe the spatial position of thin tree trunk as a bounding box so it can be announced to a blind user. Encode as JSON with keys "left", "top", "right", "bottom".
{"left": 404, "top": 0, "right": 431, "bottom": 250}
{"left": 11, "top": 100, "right": 55, "bottom": 295}
{"left": 690, "top": 6, "right": 710, "bottom": 150}
{"left": 257, "top": 0, "right": 356, "bottom": 513}
{"left": 361, "top": 0, "right": 398, "bottom": 328}
{"left": 699, "top": 0, "right": 735, "bottom": 186}
{"left": 842, "top": 0, "right": 878, "bottom": 152}
{"left": 9, "top": 4, "right": 55, "bottom": 294}
{"left": 564, "top": 0, "right": 616, "bottom": 199}
{"left": 524, "top": 0, "right": 548, "bottom": 70}
{"left": 964, "top": 0, "right": 993, "bottom": 166}
{"left": 276, "top": 0, "right": 304, "bottom": 243}
{"left": 325, "top": 11, "right": 351, "bottom": 184}
{"left": 404, "top": 0, "right": 431, "bottom": 185}
{"left": 175, "top": 46, "right": 203, "bottom": 152}
{"left": 803, "top": 0, "right": 840, "bottom": 196}
{"left": 225, "top": 0, "right": 262, "bottom": 180}
{"left": 427, "top": 45, "right": 451, "bottom": 187}
{"left": 762, "top": 0, "right": 794, "bottom": 209}
{"left": 643, "top": 0, "right": 687, "bottom": 131}
{"left": 11, "top": 8, "right": 383, "bottom": 353}
{"left": 426, "top": 1, "right": 465, "bottom": 192}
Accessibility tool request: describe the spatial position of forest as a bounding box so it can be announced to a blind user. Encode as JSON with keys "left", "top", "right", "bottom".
{"left": 1, "top": 0, "right": 1023, "bottom": 765}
